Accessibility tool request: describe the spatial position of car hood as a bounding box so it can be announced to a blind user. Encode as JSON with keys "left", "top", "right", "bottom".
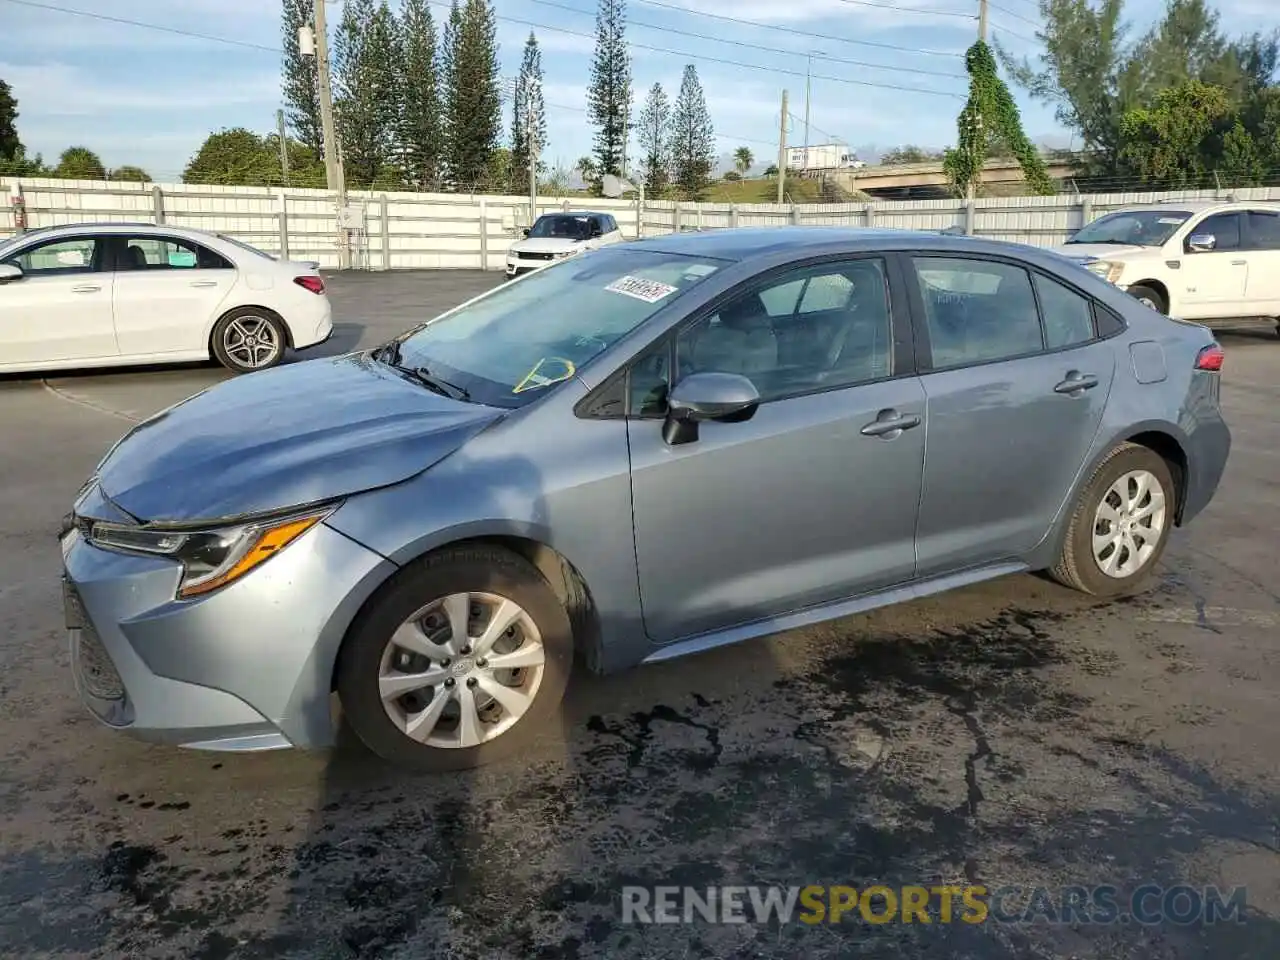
{"left": 512, "top": 236, "right": 586, "bottom": 253}
{"left": 94, "top": 353, "right": 504, "bottom": 524}
{"left": 1053, "top": 242, "right": 1150, "bottom": 261}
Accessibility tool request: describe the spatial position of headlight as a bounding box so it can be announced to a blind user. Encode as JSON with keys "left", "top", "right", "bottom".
{"left": 86, "top": 507, "right": 332, "bottom": 598}
{"left": 1083, "top": 258, "right": 1125, "bottom": 284}
{"left": 553, "top": 251, "right": 574, "bottom": 259}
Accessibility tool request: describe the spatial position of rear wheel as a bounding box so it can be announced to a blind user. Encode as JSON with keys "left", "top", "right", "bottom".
{"left": 337, "top": 546, "right": 573, "bottom": 772}
{"left": 1127, "top": 284, "right": 1167, "bottom": 315}
{"left": 1050, "top": 443, "right": 1176, "bottom": 597}
{"left": 211, "top": 308, "right": 286, "bottom": 373}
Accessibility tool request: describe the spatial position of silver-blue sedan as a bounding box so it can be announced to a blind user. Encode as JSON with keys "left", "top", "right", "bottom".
{"left": 59, "top": 227, "right": 1231, "bottom": 771}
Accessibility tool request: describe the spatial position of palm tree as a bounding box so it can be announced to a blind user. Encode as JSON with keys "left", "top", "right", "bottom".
{"left": 733, "top": 146, "right": 754, "bottom": 175}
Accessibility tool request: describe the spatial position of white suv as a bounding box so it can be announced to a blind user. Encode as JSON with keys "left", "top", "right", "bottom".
{"left": 1053, "top": 199, "right": 1280, "bottom": 335}
{"left": 505, "top": 211, "right": 625, "bottom": 279}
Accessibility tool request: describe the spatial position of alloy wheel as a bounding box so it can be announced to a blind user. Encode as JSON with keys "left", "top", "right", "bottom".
{"left": 222, "top": 315, "right": 281, "bottom": 369}
{"left": 377, "top": 592, "right": 546, "bottom": 749}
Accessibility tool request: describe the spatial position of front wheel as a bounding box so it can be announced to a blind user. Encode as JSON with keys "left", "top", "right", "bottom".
{"left": 211, "top": 308, "right": 287, "bottom": 373}
{"left": 336, "top": 546, "right": 573, "bottom": 772}
{"left": 1127, "top": 284, "right": 1167, "bottom": 315}
{"left": 1049, "top": 443, "right": 1177, "bottom": 597}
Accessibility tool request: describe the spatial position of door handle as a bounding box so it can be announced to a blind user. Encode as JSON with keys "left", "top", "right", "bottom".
{"left": 189, "top": 280, "right": 219, "bottom": 287}
{"left": 860, "top": 410, "right": 922, "bottom": 438}
{"left": 1054, "top": 371, "right": 1099, "bottom": 395}
{"left": 1230, "top": 259, "right": 1247, "bottom": 266}
{"left": 70, "top": 284, "right": 101, "bottom": 293}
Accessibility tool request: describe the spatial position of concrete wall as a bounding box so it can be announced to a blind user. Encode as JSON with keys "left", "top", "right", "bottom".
{"left": 5, "top": 176, "right": 1280, "bottom": 271}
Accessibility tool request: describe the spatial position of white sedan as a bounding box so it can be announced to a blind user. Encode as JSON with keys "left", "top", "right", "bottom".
{"left": 0, "top": 223, "right": 333, "bottom": 374}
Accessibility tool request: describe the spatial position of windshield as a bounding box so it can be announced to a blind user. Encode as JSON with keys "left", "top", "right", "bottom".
{"left": 1067, "top": 210, "right": 1190, "bottom": 247}
{"left": 379, "top": 247, "right": 724, "bottom": 408}
{"left": 527, "top": 215, "right": 594, "bottom": 240}
{"left": 216, "top": 233, "right": 276, "bottom": 260}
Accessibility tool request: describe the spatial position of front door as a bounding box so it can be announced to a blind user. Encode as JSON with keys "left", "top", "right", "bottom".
{"left": 906, "top": 255, "right": 1117, "bottom": 576}
{"left": 0, "top": 234, "right": 116, "bottom": 367}
{"left": 626, "top": 256, "right": 926, "bottom": 642}
{"left": 1179, "top": 212, "right": 1248, "bottom": 315}
{"left": 109, "top": 235, "right": 235, "bottom": 356}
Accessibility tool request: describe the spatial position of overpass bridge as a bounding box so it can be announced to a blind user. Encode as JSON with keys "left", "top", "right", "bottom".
{"left": 806, "top": 157, "right": 1081, "bottom": 199}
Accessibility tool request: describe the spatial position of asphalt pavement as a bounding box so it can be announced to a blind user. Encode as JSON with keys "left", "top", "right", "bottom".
{"left": 1, "top": 271, "right": 1278, "bottom": 959}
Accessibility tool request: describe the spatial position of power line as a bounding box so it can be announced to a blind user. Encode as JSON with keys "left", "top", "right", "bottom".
{"left": 629, "top": 0, "right": 964, "bottom": 59}
{"left": 989, "top": 21, "right": 1039, "bottom": 43}
{"left": 834, "top": 0, "right": 977, "bottom": 20}
{"left": 424, "top": 1, "right": 963, "bottom": 99}
{"left": 0, "top": 0, "right": 280, "bottom": 53}
{"left": 527, "top": 0, "right": 964, "bottom": 79}
{"left": 987, "top": 1, "right": 1041, "bottom": 28}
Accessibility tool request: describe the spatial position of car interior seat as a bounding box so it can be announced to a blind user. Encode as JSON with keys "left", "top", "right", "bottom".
{"left": 691, "top": 292, "right": 779, "bottom": 379}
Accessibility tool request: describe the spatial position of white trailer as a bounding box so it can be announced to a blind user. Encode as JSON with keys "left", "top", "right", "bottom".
{"left": 786, "top": 144, "right": 866, "bottom": 170}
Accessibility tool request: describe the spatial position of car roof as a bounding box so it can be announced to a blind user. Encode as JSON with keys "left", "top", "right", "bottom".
{"left": 623, "top": 225, "right": 1035, "bottom": 262}
{"left": 2, "top": 222, "right": 219, "bottom": 240}
{"left": 537, "top": 211, "right": 611, "bottom": 219}
{"left": 1112, "top": 199, "right": 1280, "bottom": 214}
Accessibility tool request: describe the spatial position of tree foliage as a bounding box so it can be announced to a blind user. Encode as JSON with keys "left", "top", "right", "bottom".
{"left": 443, "top": 0, "right": 501, "bottom": 189}
{"left": 398, "top": 0, "right": 444, "bottom": 190}
{"left": 183, "top": 128, "right": 322, "bottom": 187}
{"left": 588, "top": 0, "right": 631, "bottom": 184}
{"left": 1116, "top": 79, "right": 1232, "bottom": 188}
{"left": 109, "top": 166, "right": 152, "bottom": 183}
{"left": 281, "top": 0, "right": 322, "bottom": 155}
{"left": 879, "top": 145, "right": 943, "bottom": 165}
{"left": 0, "top": 77, "right": 20, "bottom": 162}
{"left": 636, "top": 82, "right": 671, "bottom": 196}
{"left": 733, "top": 147, "right": 754, "bottom": 174}
{"left": 511, "top": 33, "right": 547, "bottom": 193}
{"left": 944, "top": 41, "right": 1054, "bottom": 197}
{"left": 670, "top": 66, "right": 715, "bottom": 200}
{"left": 334, "top": 0, "right": 401, "bottom": 188}
{"left": 54, "top": 146, "right": 106, "bottom": 181}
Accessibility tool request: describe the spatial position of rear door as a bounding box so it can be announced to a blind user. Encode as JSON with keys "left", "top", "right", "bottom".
{"left": 905, "top": 254, "right": 1117, "bottom": 576}
{"left": 109, "top": 234, "right": 235, "bottom": 357}
{"left": 1242, "top": 209, "right": 1280, "bottom": 313}
{"left": 626, "top": 255, "right": 926, "bottom": 642}
{"left": 0, "top": 233, "right": 116, "bottom": 366}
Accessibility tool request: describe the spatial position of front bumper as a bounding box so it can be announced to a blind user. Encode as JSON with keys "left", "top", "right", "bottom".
{"left": 61, "top": 513, "right": 395, "bottom": 752}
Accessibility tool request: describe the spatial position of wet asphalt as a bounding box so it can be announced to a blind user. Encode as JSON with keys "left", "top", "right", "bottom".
{"left": 1, "top": 271, "right": 1279, "bottom": 959}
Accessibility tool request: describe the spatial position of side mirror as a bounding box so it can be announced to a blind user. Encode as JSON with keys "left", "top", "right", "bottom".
{"left": 662, "top": 372, "right": 760, "bottom": 446}
{"left": 522, "top": 228, "right": 531, "bottom": 238}
{"left": 1187, "top": 233, "right": 1216, "bottom": 252}
{"left": 0, "top": 263, "right": 23, "bottom": 284}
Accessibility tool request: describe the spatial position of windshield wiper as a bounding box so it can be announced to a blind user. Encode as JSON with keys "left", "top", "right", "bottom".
{"left": 1066, "top": 238, "right": 1133, "bottom": 245}
{"left": 402, "top": 366, "right": 471, "bottom": 401}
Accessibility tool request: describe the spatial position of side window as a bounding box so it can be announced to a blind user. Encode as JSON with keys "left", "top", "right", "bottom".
{"left": 1189, "top": 213, "right": 1240, "bottom": 251}
{"left": 627, "top": 341, "right": 672, "bottom": 417}
{"left": 3, "top": 236, "right": 100, "bottom": 276}
{"left": 118, "top": 236, "right": 231, "bottom": 271}
{"left": 1033, "top": 273, "right": 1095, "bottom": 349}
{"left": 674, "top": 259, "right": 893, "bottom": 402}
{"left": 606, "top": 216, "right": 619, "bottom": 234}
{"left": 1246, "top": 210, "right": 1280, "bottom": 250}
{"left": 913, "top": 257, "right": 1044, "bottom": 369}
{"left": 798, "top": 274, "right": 854, "bottom": 313}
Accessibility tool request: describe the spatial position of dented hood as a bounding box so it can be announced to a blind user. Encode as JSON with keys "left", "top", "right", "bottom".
{"left": 94, "top": 353, "right": 503, "bottom": 524}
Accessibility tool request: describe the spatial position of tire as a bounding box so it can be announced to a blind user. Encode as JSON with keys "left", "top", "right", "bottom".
{"left": 336, "top": 545, "right": 573, "bottom": 772}
{"left": 211, "top": 307, "right": 287, "bottom": 373}
{"left": 1049, "top": 442, "right": 1177, "bottom": 597}
{"left": 1127, "top": 284, "right": 1167, "bottom": 315}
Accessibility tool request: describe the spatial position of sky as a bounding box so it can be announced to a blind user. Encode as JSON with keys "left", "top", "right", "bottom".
{"left": 2, "top": 0, "right": 1279, "bottom": 181}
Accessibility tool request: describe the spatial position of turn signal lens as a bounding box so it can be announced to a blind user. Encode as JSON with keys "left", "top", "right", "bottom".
{"left": 1194, "top": 343, "right": 1225, "bottom": 372}
{"left": 177, "top": 513, "right": 325, "bottom": 598}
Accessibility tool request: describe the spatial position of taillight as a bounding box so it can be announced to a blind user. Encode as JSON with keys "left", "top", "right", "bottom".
{"left": 294, "top": 275, "right": 325, "bottom": 295}
{"left": 1194, "top": 343, "right": 1224, "bottom": 372}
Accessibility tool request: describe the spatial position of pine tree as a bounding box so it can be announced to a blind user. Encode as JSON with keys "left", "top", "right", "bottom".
{"left": 398, "top": 0, "right": 444, "bottom": 190}
{"left": 511, "top": 33, "right": 547, "bottom": 193}
{"left": 281, "top": 0, "right": 322, "bottom": 155}
{"left": 444, "top": 0, "right": 501, "bottom": 189}
{"left": 0, "top": 76, "right": 20, "bottom": 161}
{"left": 637, "top": 82, "right": 671, "bottom": 197}
{"left": 588, "top": 0, "right": 631, "bottom": 186}
{"left": 334, "top": 0, "right": 401, "bottom": 188}
{"left": 670, "top": 65, "right": 714, "bottom": 200}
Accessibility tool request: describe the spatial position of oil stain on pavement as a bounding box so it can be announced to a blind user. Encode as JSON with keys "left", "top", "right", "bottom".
{"left": 3, "top": 559, "right": 1279, "bottom": 960}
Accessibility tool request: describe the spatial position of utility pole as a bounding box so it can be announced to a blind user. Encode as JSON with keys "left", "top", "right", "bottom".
{"left": 312, "top": 0, "right": 350, "bottom": 269}
{"left": 276, "top": 109, "right": 290, "bottom": 186}
{"left": 978, "top": 0, "right": 988, "bottom": 42}
{"left": 620, "top": 97, "right": 629, "bottom": 180}
{"left": 527, "top": 90, "right": 539, "bottom": 227}
{"left": 776, "top": 89, "right": 789, "bottom": 205}
{"left": 803, "top": 55, "right": 812, "bottom": 173}
{"left": 967, "top": 0, "right": 989, "bottom": 201}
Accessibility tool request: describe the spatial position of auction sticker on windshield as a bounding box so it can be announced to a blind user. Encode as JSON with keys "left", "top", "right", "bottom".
{"left": 605, "top": 275, "right": 679, "bottom": 303}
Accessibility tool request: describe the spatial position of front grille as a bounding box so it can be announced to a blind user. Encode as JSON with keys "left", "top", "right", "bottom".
{"left": 74, "top": 623, "right": 125, "bottom": 702}
{"left": 520, "top": 251, "right": 556, "bottom": 262}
